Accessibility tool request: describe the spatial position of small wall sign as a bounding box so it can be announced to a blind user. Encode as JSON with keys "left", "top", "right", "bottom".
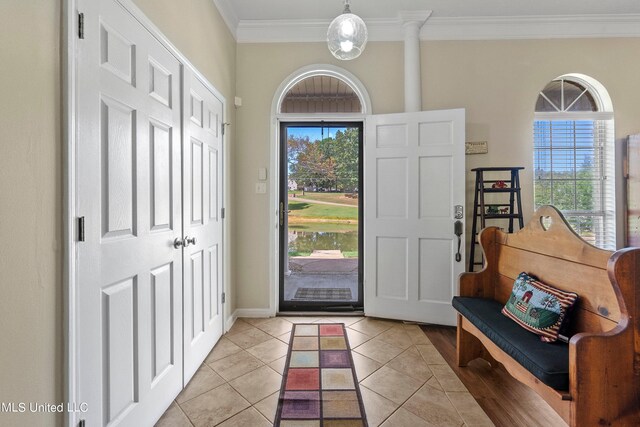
{"left": 465, "top": 141, "right": 488, "bottom": 155}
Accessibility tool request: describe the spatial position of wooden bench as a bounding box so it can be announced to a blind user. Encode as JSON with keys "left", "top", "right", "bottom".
{"left": 454, "top": 205, "right": 640, "bottom": 426}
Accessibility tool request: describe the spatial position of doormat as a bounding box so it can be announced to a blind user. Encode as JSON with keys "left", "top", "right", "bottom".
{"left": 293, "top": 288, "right": 353, "bottom": 301}
{"left": 274, "top": 323, "right": 368, "bottom": 427}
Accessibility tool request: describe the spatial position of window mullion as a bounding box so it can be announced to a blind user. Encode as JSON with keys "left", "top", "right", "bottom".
{"left": 539, "top": 92, "right": 561, "bottom": 112}
{"left": 565, "top": 88, "right": 588, "bottom": 112}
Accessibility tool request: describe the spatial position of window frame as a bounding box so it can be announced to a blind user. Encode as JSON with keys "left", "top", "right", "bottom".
{"left": 533, "top": 76, "right": 616, "bottom": 250}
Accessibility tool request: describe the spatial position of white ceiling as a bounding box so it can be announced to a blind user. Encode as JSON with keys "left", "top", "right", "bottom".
{"left": 213, "top": 0, "right": 640, "bottom": 42}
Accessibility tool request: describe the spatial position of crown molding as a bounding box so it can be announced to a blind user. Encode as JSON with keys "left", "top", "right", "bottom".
{"left": 237, "top": 18, "right": 406, "bottom": 43}
{"left": 236, "top": 14, "right": 640, "bottom": 43}
{"left": 423, "top": 14, "right": 640, "bottom": 40}
{"left": 398, "top": 10, "right": 432, "bottom": 27}
{"left": 212, "top": 0, "right": 239, "bottom": 39}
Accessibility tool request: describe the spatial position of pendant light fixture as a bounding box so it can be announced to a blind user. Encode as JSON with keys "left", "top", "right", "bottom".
{"left": 327, "top": 0, "right": 368, "bottom": 60}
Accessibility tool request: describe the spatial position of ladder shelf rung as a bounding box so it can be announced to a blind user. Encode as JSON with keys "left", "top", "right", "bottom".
{"left": 476, "top": 203, "right": 511, "bottom": 208}
{"left": 480, "top": 188, "right": 520, "bottom": 193}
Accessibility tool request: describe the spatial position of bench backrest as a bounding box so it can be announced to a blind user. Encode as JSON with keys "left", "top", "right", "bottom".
{"left": 482, "top": 205, "right": 619, "bottom": 334}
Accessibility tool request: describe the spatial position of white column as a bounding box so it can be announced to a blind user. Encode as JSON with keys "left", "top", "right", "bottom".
{"left": 399, "top": 11, "right": 431, "bottom": 113}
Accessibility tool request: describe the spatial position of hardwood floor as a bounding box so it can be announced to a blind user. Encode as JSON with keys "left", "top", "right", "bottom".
{"left": 421, "top": 325, "right": 567, "bottom": 427}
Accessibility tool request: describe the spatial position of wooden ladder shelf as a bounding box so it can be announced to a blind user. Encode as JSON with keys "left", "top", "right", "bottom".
{"left": 468, "top": 167, "right": 525, "bottom": 272}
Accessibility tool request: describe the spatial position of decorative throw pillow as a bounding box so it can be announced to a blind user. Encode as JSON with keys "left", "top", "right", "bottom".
{"left": 502, "top": 272, "right": 578, "bottom": 343}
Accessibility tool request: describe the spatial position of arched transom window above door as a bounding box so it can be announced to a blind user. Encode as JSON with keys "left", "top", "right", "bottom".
{"left": 280, "top": 75, "right": 362, "bottom": 114}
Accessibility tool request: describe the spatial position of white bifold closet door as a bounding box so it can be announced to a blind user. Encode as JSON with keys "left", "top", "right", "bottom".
{"left": 182, "top": 70, "right": 224, "bottom": 381}
{"left": 75, "top": 0, "right": 223, "bottom": 425}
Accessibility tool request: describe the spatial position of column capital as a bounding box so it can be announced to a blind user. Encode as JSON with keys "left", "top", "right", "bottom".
{"left": 398, "top": 10, "right": 432, "bottom": 28}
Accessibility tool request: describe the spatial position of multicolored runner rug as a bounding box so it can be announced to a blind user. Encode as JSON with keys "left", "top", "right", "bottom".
{"left": 274, "top": 323, "right": 368, "bottom": 427}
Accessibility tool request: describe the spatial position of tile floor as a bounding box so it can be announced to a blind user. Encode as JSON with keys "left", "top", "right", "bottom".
{"left": 156, "top": 316, "right": 494, "bottom": 427}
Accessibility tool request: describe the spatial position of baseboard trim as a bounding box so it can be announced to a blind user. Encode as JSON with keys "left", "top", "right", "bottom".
{"left": 225, "top": 310, "right": 238, "bottom": 333}
{"left": 234, "top": 308, "right": 275, "bottom": 319}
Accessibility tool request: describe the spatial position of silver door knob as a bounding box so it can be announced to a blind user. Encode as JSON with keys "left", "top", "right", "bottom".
{"left": 184, "top": 236, "right": 196, "bottom": 247}
{"left": 173, "top": 238, "right": 184, "bottom": 249}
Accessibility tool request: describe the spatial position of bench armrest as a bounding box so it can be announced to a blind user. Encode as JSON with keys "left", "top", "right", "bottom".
{"left": 459, "top": 227, "right": 500, "bottom": 298}
{"left": 569, "top": 323, "right": 638, "bottom": 425}
{"left": 566, "top": 247, "right": 640, "bottom": 426}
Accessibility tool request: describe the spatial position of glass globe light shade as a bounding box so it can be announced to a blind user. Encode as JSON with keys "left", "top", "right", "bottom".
{"left": 327, "top": 11, "right": 368, "bottom": 60}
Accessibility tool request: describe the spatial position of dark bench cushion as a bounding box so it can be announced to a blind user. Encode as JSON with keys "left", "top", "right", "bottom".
{"left": 452, "top": 296, "right": 569, "bottom": 390}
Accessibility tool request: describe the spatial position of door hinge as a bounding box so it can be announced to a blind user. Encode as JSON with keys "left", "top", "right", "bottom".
{"left": 221, "top": 292, "right": 226, "bottom": 303}
{"left": 78, "top": 13, "right": 85, "bottom": 39}
{"left": 221, "top": 207, "right": 225, "bottom": 219}
{"left": 78, "top": 216, "right": 85, "bottom": 242}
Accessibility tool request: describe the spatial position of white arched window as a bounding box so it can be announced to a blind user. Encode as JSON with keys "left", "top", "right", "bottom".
{"left": 534, "top": 74, "right": 615, "bottom": 249}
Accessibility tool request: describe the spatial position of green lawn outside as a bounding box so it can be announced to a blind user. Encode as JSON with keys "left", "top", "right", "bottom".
{"left": 289, "top": 222, "right": 357, "bottom": 232}
{"left": 288, "top": 201, "right": 358, "bottom": 220}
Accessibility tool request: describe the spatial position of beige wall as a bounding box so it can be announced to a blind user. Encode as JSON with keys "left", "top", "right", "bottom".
{"left": 235, "top": 38, "right": 640, "bottom": 310}
{"left": 0, "top": 0, "right": 63, "bottom": 425}
{"left": 133, "top": 0, "right": 238, "bottom": 317}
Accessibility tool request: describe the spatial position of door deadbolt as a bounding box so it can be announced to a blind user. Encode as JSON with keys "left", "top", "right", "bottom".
{"left": 454, "top": 205, "right": 464, "bottom": 219}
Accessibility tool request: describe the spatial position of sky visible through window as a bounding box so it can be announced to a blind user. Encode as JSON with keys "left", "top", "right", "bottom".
{"left": 534, "top": 120, "right": 596, "bottom": 175}
{"left": 287, "top": 126, "right": 347, "bottom": 143}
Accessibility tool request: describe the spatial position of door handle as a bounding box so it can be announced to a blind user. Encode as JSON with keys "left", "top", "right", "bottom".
{"left": 279, "top": 202, "right": 284, "bottom": 227}
{"left": 173, "top": 237, "right": 184, "bottom": 249}
{"left": 174, "top": 236, "right": 196, "bottom": 249}
{"left": 454, "top": 220, "right": 463, "bottom": 262}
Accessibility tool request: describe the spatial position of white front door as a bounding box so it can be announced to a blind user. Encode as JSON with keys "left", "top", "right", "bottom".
{"left": 182, "top": 70, "right": 225, "bottom": 381}
{"left": 364, "top": 109, "right": 465, "bottom": 326}
{"left": 76, "top": 0, "right": 183, "bottom": 425}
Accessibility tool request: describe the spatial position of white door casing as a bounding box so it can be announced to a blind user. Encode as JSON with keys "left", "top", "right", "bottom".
{"left": 364, "top": 109, "right": 465, "bottom": 326}
{"left": 182, "top": 70, "right": 225, "bottom": 381}
{"left": 76, "top": 0, "right": 183, "bottom": 425}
